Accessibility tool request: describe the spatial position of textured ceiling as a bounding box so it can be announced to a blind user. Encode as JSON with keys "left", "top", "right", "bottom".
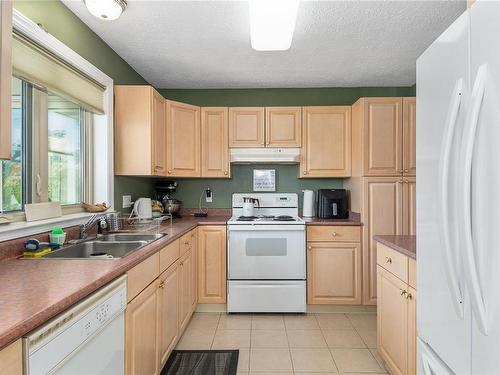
{"left": 62, "top": 0, "right": 465, "bottom": 88}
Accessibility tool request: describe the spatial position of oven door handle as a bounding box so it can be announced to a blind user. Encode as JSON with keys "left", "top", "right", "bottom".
{"left": 228, "top": 225, "right": 306, "bottom": 231}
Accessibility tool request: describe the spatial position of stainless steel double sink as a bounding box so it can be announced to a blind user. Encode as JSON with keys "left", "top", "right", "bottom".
{"left": 35, "top": 233, "right": 165, "bottom": 260}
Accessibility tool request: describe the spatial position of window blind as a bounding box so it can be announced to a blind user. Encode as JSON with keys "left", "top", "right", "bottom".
{"left": 12, "top": 32, "right": 105, "bottom": 114}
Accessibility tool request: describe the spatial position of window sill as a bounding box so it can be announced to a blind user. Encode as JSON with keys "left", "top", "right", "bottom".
{"left": 0, "top": 212, "right": 101, "bottom": 241}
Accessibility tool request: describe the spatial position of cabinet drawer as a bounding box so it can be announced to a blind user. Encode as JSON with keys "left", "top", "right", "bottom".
{"left": 180, "top": 231, "right": 194, "bottom": 255}
{"left": 377, "top": 243, "right": 408, "bottom": 283}
{"left": 408, "top": 257, "right": 416, "bottom": 289}
{"left": 160, "top": 239, "right": 180, "bottom": 273}
{"left": 127, "top": 252, "right": 160, "bottom": 302}
{"left": 307, "top": 225, "right": 360, "bottom": 242}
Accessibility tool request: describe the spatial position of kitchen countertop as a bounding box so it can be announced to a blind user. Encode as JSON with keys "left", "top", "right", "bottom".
{"left": 0, "top": 215, "right": 229, "bottom": 350}
{"left": 0, "top": 212, "right": 363, "bottom": 350}
{"left": 302, "top": 212, "right": 361, "bottom": 226}
{"left": 373, "top": 235, "right": 416, "bottom": 260}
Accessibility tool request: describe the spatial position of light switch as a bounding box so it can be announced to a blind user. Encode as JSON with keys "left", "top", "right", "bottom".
{"left": 122, "top": 195, "right": 132, "bottom": 208}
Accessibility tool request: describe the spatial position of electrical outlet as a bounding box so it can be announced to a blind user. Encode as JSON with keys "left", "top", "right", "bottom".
{"left": 205, "top": 188, "right": 213, "bottom": 203}
{"left": 122, "top": 195, "right": 132, "bottom": 208}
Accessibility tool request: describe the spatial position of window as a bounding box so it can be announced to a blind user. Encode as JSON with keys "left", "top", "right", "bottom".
{"left": 0, "top": 76, "right": 91, "bottom": 214}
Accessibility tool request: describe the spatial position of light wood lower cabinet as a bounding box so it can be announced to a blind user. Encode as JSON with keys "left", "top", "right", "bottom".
{"left": 126, "top": 230, "right": 199, "bottom": 374}
{"left": 158, "top": 263, "right": 179, "bottom": 369}
{"left": 0, "top": 339, "right": 22, "bottom": 375}
{"left": 376, "top": 243, "right": 416, "bottom": 375}
{"left": 307, "top": 241, "right": 362, "bottom": 304}
{"left": 126, "top": 278, "right": 160, "bottom": 375}
{"left": 198, "top": 225, "right": 227, "bottom": 304}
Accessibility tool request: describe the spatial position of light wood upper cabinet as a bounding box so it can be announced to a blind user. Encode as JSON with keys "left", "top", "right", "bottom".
{"left": 198, "top": 226, "right": 227, "bottom": 304}
{"left": 307, "top": 241, "right": 362, "bottom": 304}
{"left": 201, "top": 107, "right": 229, "bottom": 177}
{"left": 377, "top": 266, "right": 408, "bottom": 375}
{"left": 158, "top": 263, "right": 179, "bottom": 370}
{"left": 402, "top": 97, "right": 416, "bottom": 176}
{"left": 229, "top": 107, "right": 265, "bottom": 147}
{"left": 265, "top": 107, "right": 301, "bottom": 147}
{"left": 362, "top": 177, "right": 403, "bottom": 305}
{"left": 115, "top": 86, "right": 167, "bottom": 176}
{"left": 0, "top": 339, "right": 22, "bottom": 375}
{"left": 126, "top": 279, "right": 160, "bottom": 375}
{"left": 166, "top": 100, "right": 201, "bottom": 177}
{"left": 403, "top": 177, "right": 416, "bottom": 236}
{"left": 301, "top": 106, "right": 351, "bottom": 178}
{"left": 0, "top": 1, "right": 12, "bottom": 160}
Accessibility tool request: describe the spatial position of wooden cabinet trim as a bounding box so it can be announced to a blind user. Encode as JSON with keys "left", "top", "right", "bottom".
{"left": 159, "top": 239, "right": 180, "bottom": 273}
{"left": 307, "top": 225, "right": 360, "bottom": 242}
{"left": 265, "top": 106, "right": 302, "bottom": 147}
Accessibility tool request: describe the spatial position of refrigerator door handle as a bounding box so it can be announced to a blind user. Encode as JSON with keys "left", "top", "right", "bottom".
{"left": 462, "top": 64, "right": 488, "bottom": 335}
{"left": 418, "top": 338, "right": 455, "bottom": 375}
{"left": 438, "top": 78, "right": 465, "bottom": 319}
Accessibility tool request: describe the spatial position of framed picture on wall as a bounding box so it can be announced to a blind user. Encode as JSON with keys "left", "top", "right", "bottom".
{"left": 253, "top": 169, "right": 276, "bottom": 191}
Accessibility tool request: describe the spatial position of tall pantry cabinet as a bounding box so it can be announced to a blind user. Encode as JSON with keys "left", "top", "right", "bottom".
{"left": 347, "top": 97, "right": 416, "bottom": 305}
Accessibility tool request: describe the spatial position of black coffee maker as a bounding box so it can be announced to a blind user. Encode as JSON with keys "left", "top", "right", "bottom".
{"left": 317, "top": 189, "right": 349, "bottom": 219}
{"left": 155, "top": 180, "right": 182, "bottom": 218}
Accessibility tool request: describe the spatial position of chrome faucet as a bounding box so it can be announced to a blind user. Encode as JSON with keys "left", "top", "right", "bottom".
{"left": 79, "top": 214, "right": 109, "bottom": 240}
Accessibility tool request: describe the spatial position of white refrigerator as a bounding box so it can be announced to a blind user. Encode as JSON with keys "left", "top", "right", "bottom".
{"left": 416, "top": 0, "right": 500, "bottom": 374}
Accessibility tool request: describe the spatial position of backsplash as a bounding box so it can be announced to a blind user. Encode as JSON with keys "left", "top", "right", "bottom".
{"left": 168, "top": 164, "right": 343, "bottom": 208}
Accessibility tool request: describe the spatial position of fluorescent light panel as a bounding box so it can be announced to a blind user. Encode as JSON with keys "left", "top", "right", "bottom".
{"left": 249, "top": 0, "right": 300, "bottom": 51}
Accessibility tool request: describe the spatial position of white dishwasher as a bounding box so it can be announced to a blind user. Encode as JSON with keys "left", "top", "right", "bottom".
{"left": 23, "top": 275, "right": 127, "bottom": 375}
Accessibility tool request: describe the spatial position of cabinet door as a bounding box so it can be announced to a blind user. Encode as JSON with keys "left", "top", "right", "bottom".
{"left": 190, "top": 229, "right": 198, "bottom": 312}
{"left": 152, "top": 90, "right": 166, "bottom": 176}
{"left": 265, "top": 107, "right": 301, "bottom": 147}
{"left": 362, "top": 177, "right": 403, "bottom": 305}
{"left": 301, "top": 106, "right": 351, "bottom": 177}
{"left": 178, "top": 249, "right": 193, "bottom": 332}
{"left": 201, "top": 107, "right": 229, "bottom": 177}
{"left": 402, "top": 97, "right": 416, "bottom": 176}
{"left": 198, "top": 226, "right": 227, "bottom": 304}
{"left": 407, "top": 286, "right": 417, "bottom": 375}
{"left": 228, "top": 107, "right": 264, "bottom": 147}
{"left": 0, "top": 340, "right": 22, "bottom": 375}
{"left": 307, "top": 242, "right": 362, "bottom": 304}
{"left": 403, "top": 177, "right": 416, "bottom": 236}
{"left": 158, "top": 263, "right": 179, "bottom": 369}
{"left": 363, "top": 98, "right": 402, "bottom": 176}
{"left": 166, "top": 100, "right": 201, "bottom": 176}
{"left": 377, "top": 266, "right": 408, "bottom": 375}
{"left": 126, "top": 279, "right": 160, "bottom": 375}
{"left": 0, "top": 0, "right": 12, "bottom": 160}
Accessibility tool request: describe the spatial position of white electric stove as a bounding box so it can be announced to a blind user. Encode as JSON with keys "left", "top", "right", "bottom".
{"left": 227, "top": 193, "right": 306, "bottom": 313}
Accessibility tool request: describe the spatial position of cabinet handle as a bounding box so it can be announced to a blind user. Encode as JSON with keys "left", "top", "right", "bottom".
{"left": 303, "top": 171, "right": 308, "bottom": 175}
{"left": 385, "top": 257, "right": 392, "bottom": 264}
{"left": 167, "top": 170, "right": 172, "bottom": 174}
{"left": 308, "top": 245, "right": 312, "bottom": 250}
{"left": 224, "top": 171, "right": 228, "bottom": 175}
{"left": 180, "top": 261, "right": 184, "bottom": 266}
{"left": 398, "top": 179, "right": 404, "bottom": 184}
{"left": 184, "top": 241, "right": 190, "bottom": 245}
{"left": 331, "top": 232, "right": 337, "bottom": 237}
{"left": 406, "top": 292, "right": 413, "bottom": 300}
{"left": 401, "top": 290, "right": 407, "bottom": 297}
{"left": 159, "top": 281, "right": 165, "bottom": 289}
{"left": 404, "top": 169, "right": 409, "bottom": 173}
{"left": 398, "top": 169, "right": 404, "bottom": 174}
{"left": 404, "top": 179, "right": 409, "bottom": 184}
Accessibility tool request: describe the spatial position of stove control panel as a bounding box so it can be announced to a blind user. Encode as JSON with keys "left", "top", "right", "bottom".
{"left": 232, "top": 193, "right": 298, "bottom": 208}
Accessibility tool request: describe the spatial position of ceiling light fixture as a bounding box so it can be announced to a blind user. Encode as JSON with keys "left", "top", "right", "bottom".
{"left": 249, "top": 0, "right": 300, "bottom": 51}
{"left": 84, "top": 0, "right": 127, "bottom": 21}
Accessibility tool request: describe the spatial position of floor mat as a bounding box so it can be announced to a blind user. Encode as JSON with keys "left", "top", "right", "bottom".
{"left": 161, "top": 350, "right": 239, "bottom": 375}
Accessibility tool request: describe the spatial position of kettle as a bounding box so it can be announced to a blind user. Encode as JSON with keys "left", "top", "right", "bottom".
{"left": 131, "top": 198, "right": 152, "bottom": 220}
{"left": 242, "top": 197, "right": 260, "bottom": 217}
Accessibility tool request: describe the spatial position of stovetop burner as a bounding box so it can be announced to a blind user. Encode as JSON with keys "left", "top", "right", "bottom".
{"left": 273, "top": 215, "right": 296, "bottom": 222}
{"left": 236, "top": 216, "right": 258, "bottom": 221}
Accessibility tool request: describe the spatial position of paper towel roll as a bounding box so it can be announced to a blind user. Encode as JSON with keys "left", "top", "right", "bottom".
{"left": 302, "top": 189, "right": 315, "bottom": 218}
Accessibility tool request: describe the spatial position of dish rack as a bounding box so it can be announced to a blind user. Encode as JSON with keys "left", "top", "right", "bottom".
{"left": 107, "top": 213, "right": 171, "bottom": 233}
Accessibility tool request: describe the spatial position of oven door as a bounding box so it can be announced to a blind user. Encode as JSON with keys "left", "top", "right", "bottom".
{"left": 228, "top": 224, "right": 306, "bottom": 280}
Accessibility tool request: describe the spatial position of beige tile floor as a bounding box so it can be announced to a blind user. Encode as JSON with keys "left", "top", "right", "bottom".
{"left": 175, "top": 312, "right": 387, "bottom": 374}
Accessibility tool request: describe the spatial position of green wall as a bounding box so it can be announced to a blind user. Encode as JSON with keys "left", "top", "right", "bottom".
{"left": 159, "top": 87, "right": 415, "bottom": 208}
{"left": 14, "top": 0, "right": 155, "bottom": 211}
